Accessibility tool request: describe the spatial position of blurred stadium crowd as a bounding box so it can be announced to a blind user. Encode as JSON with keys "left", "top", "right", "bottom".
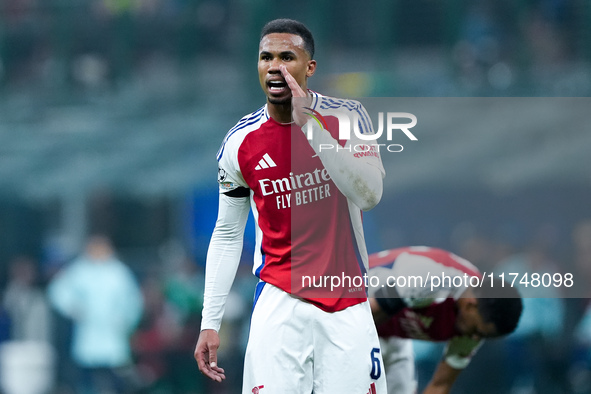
{"left": 1, "top": 0, "right": 591, "bottom": 96}
{"left": 1, "top": 0, "right": 591, "bottom": 393}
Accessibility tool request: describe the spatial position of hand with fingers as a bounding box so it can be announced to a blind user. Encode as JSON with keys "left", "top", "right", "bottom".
{"left": 280, "top": 64, "right": 312, "bottom": 127}
{"left": 194, "top": 329, "right": 226, "bottom": 382}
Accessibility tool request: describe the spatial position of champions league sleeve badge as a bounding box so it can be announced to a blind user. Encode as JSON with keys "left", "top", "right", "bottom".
{"left": 218, "top": 167, "right": 227, "bottom": 183}
{"left": 218, "top": 167, "right": 236, "bottom": 192}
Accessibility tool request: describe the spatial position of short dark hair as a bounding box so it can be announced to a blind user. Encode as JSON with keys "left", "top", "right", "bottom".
{"left": 476, "top": 278, "right": 523, "bottom": 337}
{"left": 260, "top": 18, "right": 315, "bottom": 59}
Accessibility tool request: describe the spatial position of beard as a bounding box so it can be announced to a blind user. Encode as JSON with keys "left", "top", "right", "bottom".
{"left": 268, "top": 95, "right": 292, "bottom": 106}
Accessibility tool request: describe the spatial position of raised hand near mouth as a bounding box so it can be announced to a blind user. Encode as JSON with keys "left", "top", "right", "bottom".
{"left": 280, "top": 64, "right": 312, "bottom": 127}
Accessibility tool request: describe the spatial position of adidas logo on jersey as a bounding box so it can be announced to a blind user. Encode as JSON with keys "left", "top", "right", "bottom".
{"left": 255, "top": 153, "right": 277, "bottom": 170}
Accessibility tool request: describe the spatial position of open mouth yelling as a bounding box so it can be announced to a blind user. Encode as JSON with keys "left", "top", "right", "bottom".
{"left": 267, "top": 79, "right": 289, "bottom": 95}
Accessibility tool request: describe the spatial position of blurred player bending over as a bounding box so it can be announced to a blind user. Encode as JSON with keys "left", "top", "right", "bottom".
{"left": 368, "top": 246, "right": 522, "bottom": 394}
{"left": 194, "top": 19, "right": 387, "bottom": 393}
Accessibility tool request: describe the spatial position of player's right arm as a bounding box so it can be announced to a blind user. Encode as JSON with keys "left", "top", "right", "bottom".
{"left": 281, "top": 65, "right": 384, "bottom": 211}
{"left": 195, "top": 160, "right": 251, "bottom": 381}
{"left": 422, "top": 360, "right": 462, "bottom": 394}
{"left": 422, "top": 335, "right": 482, "bottom": 394}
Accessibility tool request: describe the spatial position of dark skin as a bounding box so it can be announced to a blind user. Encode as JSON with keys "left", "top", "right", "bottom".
{"left": 422, "top": 294, "right": 497, "bottom": 394}
{"left": 423, "top": 362, "right": 462, "bottom": 394}
{"left": 370, "top": 288, "right": 499, "bottom": 394}
{"left": 257, "top": 32, "right": 316, "bottom": 124}
{"left": 194, "top": 32, "right": 317, "bottom": 383}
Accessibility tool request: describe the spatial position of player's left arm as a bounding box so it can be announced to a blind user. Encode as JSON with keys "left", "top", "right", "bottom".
{"left": 422, "top": 361, "right": 462, "bottom": 394}
{"left": 281, "top": 65, "right": 384, "bottom": 211}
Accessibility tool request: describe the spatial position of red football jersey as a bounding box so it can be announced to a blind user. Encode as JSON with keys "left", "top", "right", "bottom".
{"left": 217, "top": 92, "right": 385, "bottom": 311}
{"left": 369, "top": 246, "right": 481, "bottom": 340}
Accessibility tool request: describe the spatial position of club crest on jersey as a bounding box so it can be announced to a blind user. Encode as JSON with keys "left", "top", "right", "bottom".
{"left": 252, "top": 385, "right": 264, "bottom": 393}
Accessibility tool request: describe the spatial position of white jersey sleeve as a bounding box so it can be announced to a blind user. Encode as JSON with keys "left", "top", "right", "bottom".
{"left": 201, "top": 129, "right": 252, "bottom": 332}
{"left": 302, "top": 99, "right": 385, "bottom": 211}
{"left": 443, "top": 336, "right": 484, "bottom": 369}
{"left": 217, "top": 136, "right": 249, "bottom": 195}
{"left": 201, "top": 192, "right": 250, "bottom": 332}
{"left": 201, "top": 115, "right": 258, "bottom": 332}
